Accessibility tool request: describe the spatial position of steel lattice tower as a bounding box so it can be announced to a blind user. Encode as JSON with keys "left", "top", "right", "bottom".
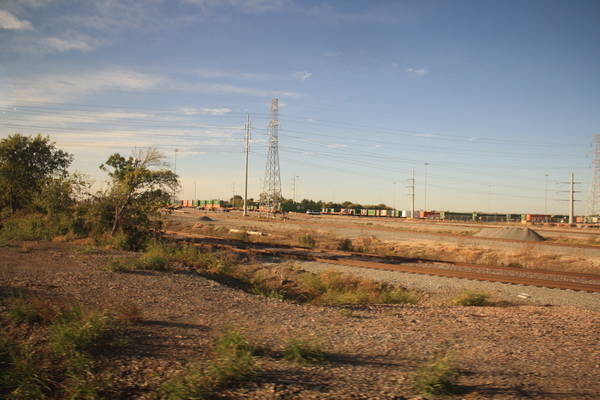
{"left": 260, "top": 98, "right": 282, "bottom": 212}
{"left": 588, "top": 134, "right": 600, "bottom": 216}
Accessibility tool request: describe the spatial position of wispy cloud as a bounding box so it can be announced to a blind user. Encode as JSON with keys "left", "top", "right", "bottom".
{"left": 8, "top": 67, "right": 163, "bottom": 105}
{"left": 293, "top": 71, "right": 312, "bottom": 81}
{"left": 323, "top": 50, "right": 342, "bottom": 57}
{"left": 45, "top": 36, "right": 93, "bottom": 52}
{"left": 327, "top": 143, "right": 347, "bottom": 149}
{"left": 195, "top": 69, "right": 261, "bottom": 80}
{"left": 406, "top": 67, "right": 428, "bottom": 78}
{"left": 0, "top": 9, "right": 34, "bottom": 30}
{"left": 181, "top": 107, "right": 233, "bottom": 116}
{"left": 184, "top": 0, "right": 287, "bottom": 13}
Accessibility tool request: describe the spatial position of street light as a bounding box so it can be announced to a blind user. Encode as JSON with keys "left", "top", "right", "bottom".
{"left": 292, "top": 175, "right": 300, "bottom": 203}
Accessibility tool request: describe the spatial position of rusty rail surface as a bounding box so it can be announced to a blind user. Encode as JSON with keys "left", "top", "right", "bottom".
{"left": 165, "top": 232, "right": 600, "bottom": 293}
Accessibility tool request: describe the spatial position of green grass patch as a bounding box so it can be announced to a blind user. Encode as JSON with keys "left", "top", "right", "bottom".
{"left": 282, "top": 339, "right": 325, "bottom": 364}
{"left": 301, "top": 270, "right": 418, "bottom": 305}
{"left": 450, "top": 291, "right": 490, "bottom": 306}
{"left": 135, "top": 241, "right": 172, "bottom": 271}
{"left": 413, "top": 353, "right": 459, "bottom": 397}
{"left": 159, "top": 329, "right": 257, "bottom": 400}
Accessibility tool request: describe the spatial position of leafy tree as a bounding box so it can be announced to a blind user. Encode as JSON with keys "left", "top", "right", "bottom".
{"left": 229, "top": 195, "right": 244, "bottom": 208}
{"left": 97, "top": 148, "right": 179, "bottom": 248}
{"left": 0, "top": 134, "right": 72, "bottom": 214}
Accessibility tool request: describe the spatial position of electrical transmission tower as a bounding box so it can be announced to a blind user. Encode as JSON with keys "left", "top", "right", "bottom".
{"left": 260, "top": 98, "right": 282, "bottom": 212}
{"left": 588, "top": 134, "right": 600, "bottom": 216}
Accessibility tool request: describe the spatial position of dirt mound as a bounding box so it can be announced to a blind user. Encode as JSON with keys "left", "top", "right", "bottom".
{"left": 474, "top": 227, "right": 545, "bottom": 241}
{"left": 199, "top": 216, "right": 213, "bottom": 221}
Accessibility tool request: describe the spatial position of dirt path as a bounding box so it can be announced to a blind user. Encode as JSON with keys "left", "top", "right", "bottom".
{"left": 1, "top": 241, "right": 599, "bottom": 399}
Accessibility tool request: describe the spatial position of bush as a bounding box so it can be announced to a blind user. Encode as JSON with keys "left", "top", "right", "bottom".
{"left": 0, "top": 335, "right": 48, "bottom": 400}
{"left": 298, "top": 234, "right": 316, "bottom": 248}
{"left": 301, "top": 270, "right": 418, "bottom": 305}
{"left": 413, "top": 354, "right": 459, "bottom": 397}
{"left": 451, "top": 291, "right": 490, "bottom": 306}
{"left": 103, "top": 257, "right": 131, "bottom": 272}
{"left": 337, "top": 238, "right": 353, "bottom": 251}
{"left": 282, "top": 339, "right": 325, "bottom": 364}
{"left": 135, "top": 241, "right": 172, "bottom": 271}
{"left": 159, "top": 329, "right": 257, "bottom": 399}
{"left": 0, "top": 213, "right": 78, "bottom": 242}
{"left": 7, "top": 296, "right": 55, "bottom": 325}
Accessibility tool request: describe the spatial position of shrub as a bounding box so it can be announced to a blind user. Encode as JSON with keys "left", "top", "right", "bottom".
{"left": 159, "top": 329, "right": 257, "bottom": 400}
{"left": 451, "top": 291, "right": 490, "bottom": 306}
{"left": 0, "top": 213, "right": 78, "bottom": 242}
{"left": 337, "top": 238, "right": 353, "bottom": 251}
{"left": 282, "top": 339, "right": 325, "bottom": 364}
{"left": 7, "top": 296, "right": 55, "bottom": 325}
{"left": 413, "top": 354, "right": 459, "bottom": 397}
{"left": 49, "top": 304, "right": 119, "bottom": 357}
{"left": 103, "top": 257, "right": 130, "bottom": 272}
{"left": 301, "top": 270, "right": 419, "bottom": 305}
{"left": 135, "top": 242, "right": 171, "bottom": 271}
{"left": 0, "top": 335, "right": 48, "bottom": 400}
{"left": 298, "top": 234, "right": 316, "bottom": 248}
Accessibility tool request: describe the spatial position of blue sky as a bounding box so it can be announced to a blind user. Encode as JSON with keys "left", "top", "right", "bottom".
{"left": 1, "top": 0, "right": 599, "bottom": 214}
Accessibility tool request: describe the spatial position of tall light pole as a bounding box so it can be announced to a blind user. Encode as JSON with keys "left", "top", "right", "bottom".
{"left": 544, "top": 173, "right": 549, "bottom": 214}
{"left": 424, "top": 162, "right": 429, "bottom": 210}
{"left": 243, "top": 113, "right": 250, "bottom": 216}
{"left": 393, "top": 181, "right": 397, "bottom": 210}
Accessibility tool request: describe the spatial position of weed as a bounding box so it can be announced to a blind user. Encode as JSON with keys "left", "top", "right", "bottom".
{"left": 451, "top": 291, "right": 490, "bottom": 306}
{"left": 7, "top": 296, "right": 55, "bottom": 325}
{"left": 159, "top": 329, "right": 257, "bottom": 400}
{"left": 413, "top": 353, "right": 459, "bottom": 397}
{"left": 337, "top": 238, "right": 354, "bottom": 251}
{"left": 0, "top": 335, "right": 50, "bottom": 400}
{"left": 282, "top": 339, "right": 325, "bottom": 364}
{"left": 135, "top": 241, "right": 172, "bottom": 271}
{"left": 298, "top": 234, "right": 316, "bottom": 248}
{"left": 49, "top": 304, "right": 119, "bottom": 357}
{"left": 103, "top": 257, "right": 130, "bottom": 272}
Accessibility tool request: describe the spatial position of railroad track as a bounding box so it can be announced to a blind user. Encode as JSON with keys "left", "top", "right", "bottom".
{"left": 165, "top": 232, "right": 600, "bottom": 293}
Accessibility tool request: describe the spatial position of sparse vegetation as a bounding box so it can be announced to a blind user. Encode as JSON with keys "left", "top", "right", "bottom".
{"left": 1, "top": 295, "right": 132, "bottom": 400}
{"left": 159, "top": 329, "right": 258, "bottom": 400}
{"left": 413, "top": 353, "right": 459, "bottom": 397}
{"left": 451, "top": 291, "right": 491, "bottom": 306}
{"left": 337, "top": 238, "right": 354, "bottom": 251}
{"left": 282, "top": 339, "right": 326, "bottom": 364}
{"left": 301, "top": 270, "right": 418, "bottom": 305}
{"left": 298, "top": 233, "right": 317, "bottom": 248}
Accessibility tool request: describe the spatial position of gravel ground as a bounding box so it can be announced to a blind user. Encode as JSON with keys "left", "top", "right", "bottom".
{"left": 296, "top": 260, "right": 600, "bottom": 311}
{"left": 3, "top": 241, "right": 600, "bottom": 399}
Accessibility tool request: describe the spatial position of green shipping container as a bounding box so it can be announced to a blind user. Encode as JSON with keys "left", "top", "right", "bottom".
{"left": 368, "top": 209, "right": 376, "bottom": 216}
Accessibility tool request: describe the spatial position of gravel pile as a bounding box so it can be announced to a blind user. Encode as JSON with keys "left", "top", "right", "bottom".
{"left": 474, "top": 227, "right": 545, "bottom": 241}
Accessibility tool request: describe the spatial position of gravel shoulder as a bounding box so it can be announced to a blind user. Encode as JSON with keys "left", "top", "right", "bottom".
{"left": 1, "top": 241, "right": 599, "bottom": 399}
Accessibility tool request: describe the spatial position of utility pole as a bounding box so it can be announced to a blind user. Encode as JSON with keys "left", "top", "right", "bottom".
{"left": 292, "top": 175, "right": 299, "bottom": 203}
{"left": 243, "top": 113, "right": 250, "bottom": 216}
{"left": 544, "top": 173, "right": 549, "bottom": 214}
{"left": 558, "top": 172, "right": 581, "bottom": 224}
{"left": 232, "top": 183, "right": 235, "bottom": 207}
{"left": 569, "top": 173, "right": 575, "bottom": 224}
{"left": 424, "top": 162, "right": 429, "bottom": 210}
{"left": 194, "top": 181, "right": 196, "bottom": 202}
{"left": 393, "top": 181, "right": 397, "bottom": 210}
{"left": 407, "top": 168, "right": 415, "bottom": 218}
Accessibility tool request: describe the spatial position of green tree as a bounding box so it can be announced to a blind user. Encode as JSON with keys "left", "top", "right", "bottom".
{"left": 98, "top": 148, "right": 179, "bottom": 248}
{"left": 0, "top": 134, "right": 72, "bottom": 214}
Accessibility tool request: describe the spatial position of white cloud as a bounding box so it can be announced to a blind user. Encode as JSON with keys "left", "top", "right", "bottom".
{"left": 195, "top": 69, "right": 261, "bottom": 80}
{"left": 323, "top": 50, "right": 342, "bottom": 57}
{"left": 45, "top": 37, "right": 93, "bottom": 52}
{"left": 0, "top": 10, "right": 34, "bottom": 30}
{"left": 406, "top": 67, "right": 428, "bottom": 78}
{"left": 293, "top": 71, "right": 312, "bottom": 81}
{"left": 181, "top": 107, "right": 232, "bottom": 116}
{"left": 327, "top": 143, "right": 347, "bottom": 149}
{"left": 9, "top": 67, "right": 163, "bottom": 105}
{"left": 414, "top": 133, "right": 436, "bottom": 138}
{"left": 184, "top": 0, "right": 287, "bottom": 13}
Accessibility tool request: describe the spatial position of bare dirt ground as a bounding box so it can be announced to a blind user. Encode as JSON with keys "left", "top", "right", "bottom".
{"left": 1, "top": 240, "right": 599, "bottom": 399}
